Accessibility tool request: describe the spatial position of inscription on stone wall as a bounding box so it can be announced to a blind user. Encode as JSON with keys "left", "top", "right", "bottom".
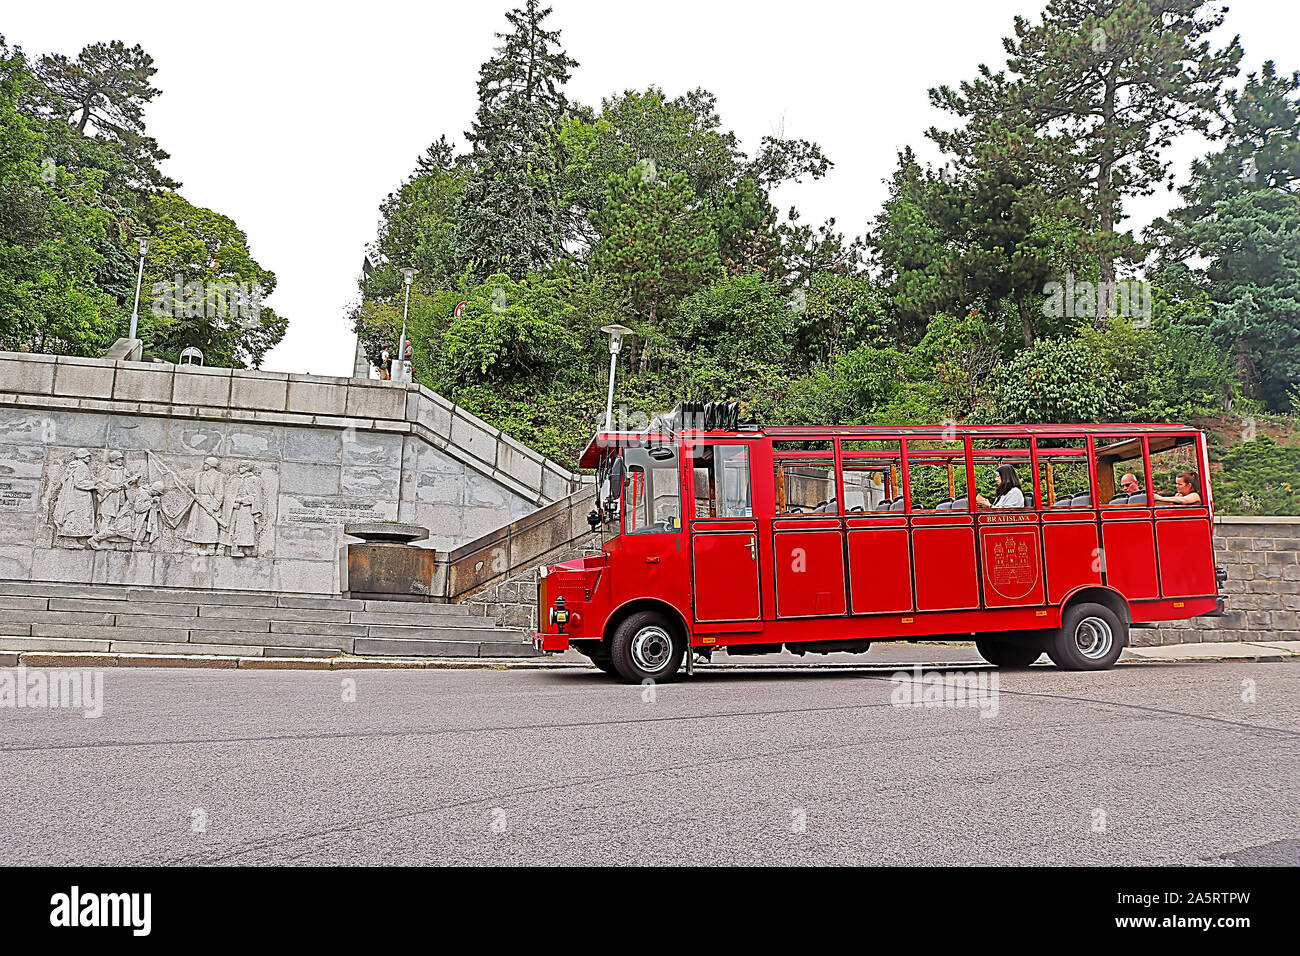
{"left": 284, "top": 498, "right": 390, "bottom": 526}
{"left": 0, "top": 480, "right": 36, "bottom": 512}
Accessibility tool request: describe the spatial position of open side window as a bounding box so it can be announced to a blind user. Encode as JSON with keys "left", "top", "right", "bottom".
{"left": 773, "top": 440, "right": 836, "bottom": 515}
{"left": 841, "top": 439, "right": 901, "bottom": 513}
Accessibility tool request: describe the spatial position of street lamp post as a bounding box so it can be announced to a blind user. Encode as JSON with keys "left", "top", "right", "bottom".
{"left": 600, "top": 324, "right": 632, "bottom": 431}
{"left": 128, "top": 235, "right": 152, "bottom": 342}
{"left": 398, "top": 268, "right": 417, "bottom": 383}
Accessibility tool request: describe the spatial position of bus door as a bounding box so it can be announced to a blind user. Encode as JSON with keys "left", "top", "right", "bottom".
{"left": 907, "top": 441, "right": 981, "bottom": 612}
{"left": 972, "top": 440, "right": 1045, "bottom": 608}
{"left": 841, "top": 441, "right": 913, "bottom": 615}
{"left": 771, "top": 443, "right": 847, "bottom": 617}
{"left": 615, "top": 444, "right": 688, "bottom": 605}
{"left": 686, "top": 442, "right": 762, "bottom": 625}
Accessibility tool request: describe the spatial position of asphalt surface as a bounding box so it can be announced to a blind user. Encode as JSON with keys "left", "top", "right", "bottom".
{"left": 1, "top": 650, "right": 1297, "bottom": 866}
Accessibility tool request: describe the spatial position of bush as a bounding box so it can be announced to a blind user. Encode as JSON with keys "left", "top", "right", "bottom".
{"left": 988, "top": 337, "right": 1126, "bottom": 424}
{"left": 1215, "top": 437, "right": 1300, "bottom": 515}
{"left": 1076, "top": 320, "right": 1231, "bottom": 422}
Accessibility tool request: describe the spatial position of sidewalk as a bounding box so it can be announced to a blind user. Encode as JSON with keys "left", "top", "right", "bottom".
{"left": 3, "top": 640, "right": 1297, "bottom": 671}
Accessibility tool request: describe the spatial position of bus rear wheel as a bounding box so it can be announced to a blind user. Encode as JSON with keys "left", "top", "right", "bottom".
{"left": 975, "top": 634, "right": 1042, "bottom": 668}
{"left": 609, "top": 611, "right": 684, "bottom": 683}
{"left": 1047, "top": 602, "right": 1126, "bottom": 671}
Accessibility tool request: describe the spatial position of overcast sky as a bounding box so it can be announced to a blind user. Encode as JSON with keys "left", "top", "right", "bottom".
{"left": 5, "top": 1, "right": 1294, "bottom": 376}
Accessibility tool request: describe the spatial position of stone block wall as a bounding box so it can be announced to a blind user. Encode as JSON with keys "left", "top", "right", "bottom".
{"left": 1133, "top": 516, "right": 1299, "bottom": 645}
{"left": 0, "top": 351, "right": 580, "bottom": 595}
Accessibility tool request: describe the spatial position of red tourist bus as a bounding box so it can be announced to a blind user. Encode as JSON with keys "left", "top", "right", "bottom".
{"left": 534, "top": 403, "right": 1225, "bottom": 682}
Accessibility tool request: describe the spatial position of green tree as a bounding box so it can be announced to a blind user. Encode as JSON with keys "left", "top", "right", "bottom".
{"left": 1216, "top": 437, "right": 1300, "bottom": 515}
{"left": 592, "top": 165, "right": 721, "bottom": 371}
{"left": 989, "top": 337, "right": 1126, "bottom": 423}
{"left": 455, "top": 1, "right": 577, "bottom": 279}
{"left": 140, "top": 193, "right": 286, "bottom": 367}
{"left": 364, "top": 137, "right": 468, "bottom": 300}
{"left": 1182, "top": 191, "right": 1300, "bottom": 409}
{"left": 916, "top": 311, "right": 1002, "bottom": 415}
{"left": 956, "top": 1, "right": 1242, "bottom": 317}
{"left": 0, "top": 36, "right": 122, "bottom": 355}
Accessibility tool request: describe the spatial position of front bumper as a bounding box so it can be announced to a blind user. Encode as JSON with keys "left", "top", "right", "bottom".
{"left": 533, "top": 630, "right": 570, "bottom": 653}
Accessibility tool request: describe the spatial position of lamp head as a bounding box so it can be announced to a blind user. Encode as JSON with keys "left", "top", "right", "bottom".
{"left": 137, "top": 236, "right": 152, "bottom": 257}
{"left": 600, "top": 323, "right": 633, "bottom": 355}
{"left": 401, "top": 267, "right": 417, "bottom": 286}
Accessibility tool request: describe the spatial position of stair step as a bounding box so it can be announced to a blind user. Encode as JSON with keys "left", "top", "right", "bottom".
{"left": 352, "top": 637, "right": 537, "bottom": 658}
{"left": 48, "top": 598, "right": 200, "bottom": 617}
{"left": 362, "top": 623, "right": 506, "bottom": 642}
{"left": 0, "top": 635, "right": 113, "bottom": 653}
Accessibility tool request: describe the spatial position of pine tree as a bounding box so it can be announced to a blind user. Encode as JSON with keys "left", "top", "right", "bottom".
{"left": 593, "top": 165, "right": 722, "bottom": 373}
{"left": 37, "top": 40, "right": 176, "bottom": 190}
{"left": 456, "top": 1, "right": 578, "bottom": 279}
{"left": 1007, "top": 0, "right": 1241, "bottom": 318}
{"left": 934, "top": 1, "right": 1241, "bottom": 320}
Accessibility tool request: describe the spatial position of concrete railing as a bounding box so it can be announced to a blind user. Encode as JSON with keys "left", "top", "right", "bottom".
{"left": 0, "top": 350, "right": 578, "bottom": 506}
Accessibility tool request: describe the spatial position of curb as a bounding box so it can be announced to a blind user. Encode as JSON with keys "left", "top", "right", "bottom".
{"left": 1, "top": 642, "right": 1297, "bottom": 671}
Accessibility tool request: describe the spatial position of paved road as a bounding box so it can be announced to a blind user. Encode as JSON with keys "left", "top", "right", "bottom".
{"left": 1, "top": 652, "right": 1297, "bottom": 865}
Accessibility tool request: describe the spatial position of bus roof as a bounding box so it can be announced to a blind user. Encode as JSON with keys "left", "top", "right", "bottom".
{"left": 578, "top": 422, "right": 1198, "bottom": 468}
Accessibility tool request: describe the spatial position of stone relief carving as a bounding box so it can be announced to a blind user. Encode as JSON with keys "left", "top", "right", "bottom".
{"left": 45, "top": 449, "right": 272, "bottom": 557}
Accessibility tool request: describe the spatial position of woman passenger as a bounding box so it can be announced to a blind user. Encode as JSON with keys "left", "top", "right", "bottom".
{"left": 1154, "top": 470, "right": 1203, "bottom": 506}
{"left": 976, "top": 463, "right": 1025, "bottom": 509}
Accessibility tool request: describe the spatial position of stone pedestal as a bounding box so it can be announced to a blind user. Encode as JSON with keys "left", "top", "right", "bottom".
{"left": 342, "top": 522, "right": 438, "bottom": 602}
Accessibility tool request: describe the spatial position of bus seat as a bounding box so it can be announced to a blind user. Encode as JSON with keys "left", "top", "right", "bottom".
{"left": 889, "top": 497, "right": 907, "bottom": 512}
{"left": 1072, "top": 493, "right": 1093, "bottom": 507}
{"left": 1108, "top": 493, "right": 1128, "bottom": 505}
{"left": 935, "top": 498, "right": 955, "bottom": 510}
{"left": 874, "top": 498, "right": 893, "bottom": 512}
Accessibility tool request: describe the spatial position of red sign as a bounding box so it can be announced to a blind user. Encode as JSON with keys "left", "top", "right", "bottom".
{"left": 453, "top": 300, "right": 468, "bottom": 317}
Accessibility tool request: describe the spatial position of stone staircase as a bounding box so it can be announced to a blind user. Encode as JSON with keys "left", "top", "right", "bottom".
{"left": 0, "top": 580, "right": 538, "bottom": 659}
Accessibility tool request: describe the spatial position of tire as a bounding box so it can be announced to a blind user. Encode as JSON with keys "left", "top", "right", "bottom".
{"left": 574, "top": 640, "right": 618, "bottom": 675}
{"left": 609, "top": 611, "right": 684, "bottom": 683}
{"left": 1046, "top": 602, "right": 1127, "bottom": 671}
{"left": 977, "top": 632, "right": 1045, "bottom": 671}
{"left": 975, "top": 633, "right": 1042, "bottom": 668}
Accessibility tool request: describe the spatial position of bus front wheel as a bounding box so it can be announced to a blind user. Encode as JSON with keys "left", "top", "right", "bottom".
{"left": 609, "top": 611, "right": 684, "bottom": 683}
{"left": 1047, "top": 602, "right": 1127, "bottom": 670}
{"left": 975, "top": 634, "right": 1042, "bottom": 668}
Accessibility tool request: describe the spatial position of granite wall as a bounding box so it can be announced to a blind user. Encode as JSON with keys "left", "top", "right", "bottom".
{"left": 1135, "top": 515, "right": 1300, "bottom": 645}
{"left": 0, "top": 351, "right": 580, "bottom": 595}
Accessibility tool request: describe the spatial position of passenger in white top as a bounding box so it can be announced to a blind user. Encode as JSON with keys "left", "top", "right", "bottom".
{"left": 976, "top": 463, "right": 1026, "bottom": 510}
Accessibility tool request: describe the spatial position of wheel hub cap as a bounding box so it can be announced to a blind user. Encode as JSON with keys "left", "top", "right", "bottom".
{"left": 631, "top": 626, "right": 672, "bottom": 672}
{"left": 1074, "top": 616, "right": 1114, "bottom": 660}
